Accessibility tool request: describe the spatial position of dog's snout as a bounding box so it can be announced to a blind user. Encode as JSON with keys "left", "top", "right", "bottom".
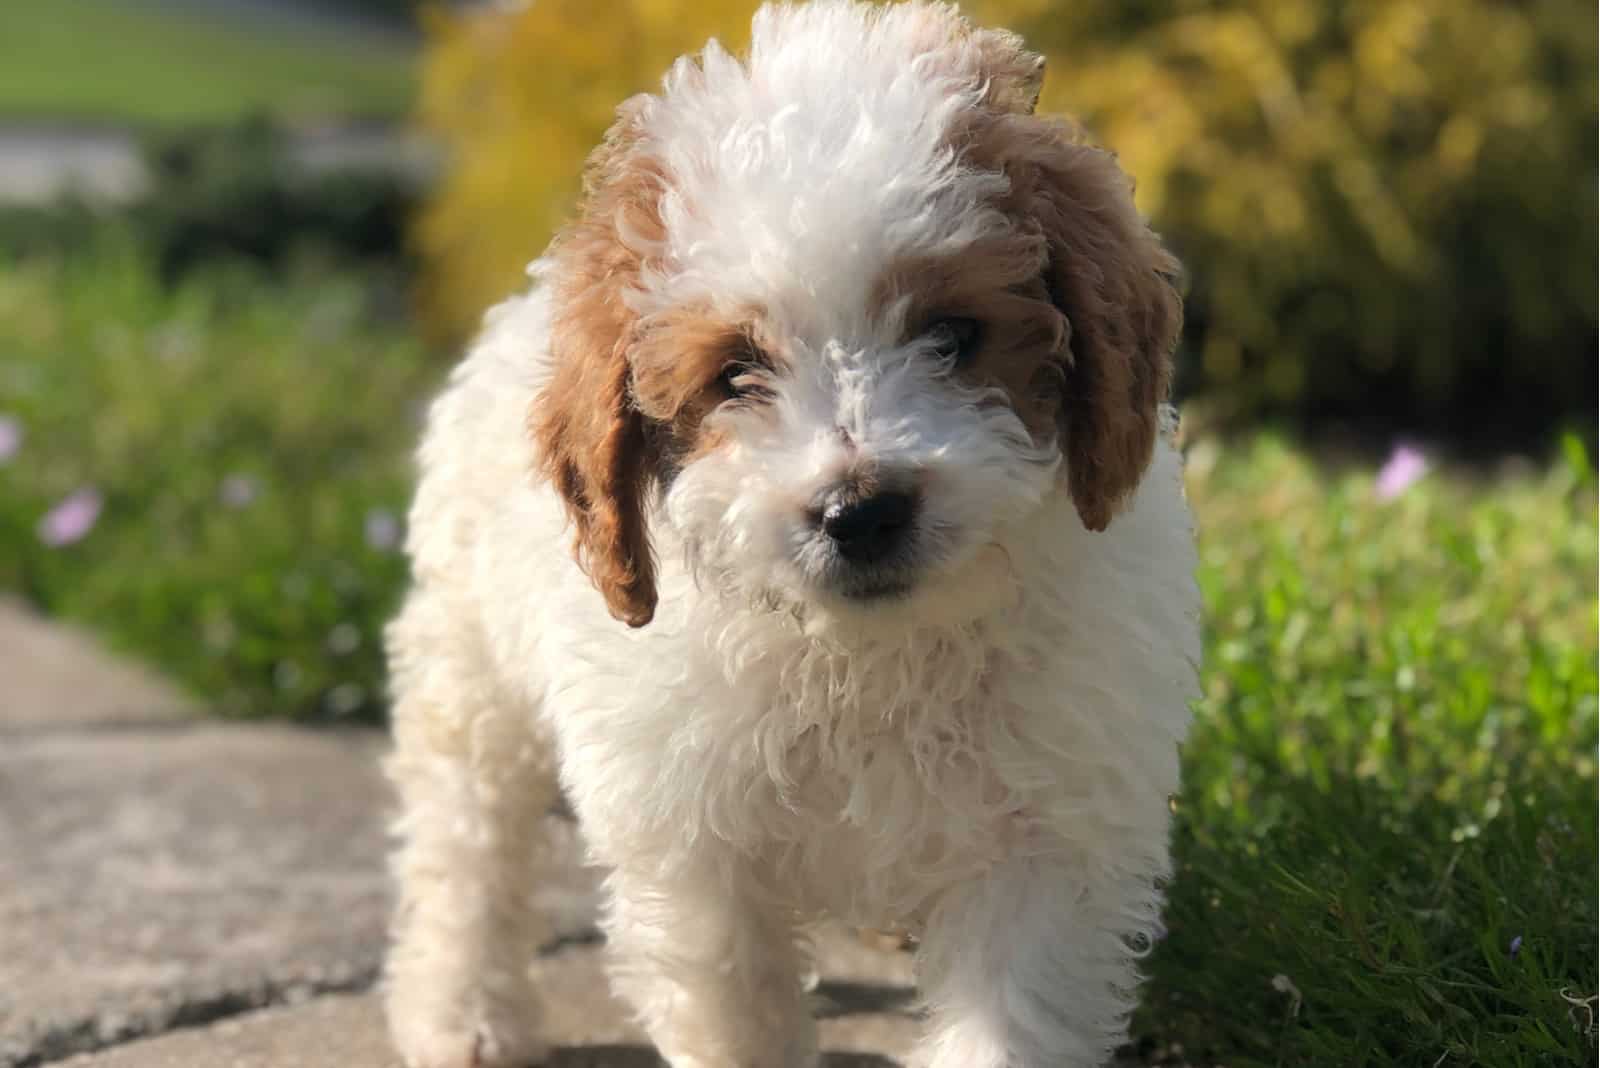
{"left": 818, "top": 485, "right": 919, "bottom": 564}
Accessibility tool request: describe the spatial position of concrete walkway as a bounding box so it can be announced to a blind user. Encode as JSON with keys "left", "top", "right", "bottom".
{"left": 0, "top": 598, "right": 918, "bottom": 1067}
{"left": 0, "top": 125, "right": 437, "bottom": 206}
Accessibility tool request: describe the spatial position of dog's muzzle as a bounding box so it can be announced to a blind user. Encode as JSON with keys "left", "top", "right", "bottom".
{"left": 808, "top": 479, "right": 924, "bottom": 600}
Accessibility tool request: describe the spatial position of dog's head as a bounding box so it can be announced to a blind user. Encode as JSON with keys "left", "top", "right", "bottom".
{"left": 534, "top": 1, "right": 1181, "bottom": 629}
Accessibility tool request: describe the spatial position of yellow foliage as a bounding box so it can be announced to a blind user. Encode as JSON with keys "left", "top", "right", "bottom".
{"left": 414, "top": 0, "right": 755, "bottom": 340}
{"left": 986, "top": 0, "right": 1596, "bottom": 428}
{"left": 416, "top": 0, "right": 1595, "bottom": 435}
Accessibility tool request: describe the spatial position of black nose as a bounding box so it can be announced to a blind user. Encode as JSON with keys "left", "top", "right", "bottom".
{"left": 819, "top": 486, "right": 918, "bottom": 564}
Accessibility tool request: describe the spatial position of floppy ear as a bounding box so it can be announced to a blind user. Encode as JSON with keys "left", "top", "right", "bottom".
{"left": 532, "top": 98, "right": 666, "bottom": 627}
{"left": 936, "top": 25, "right": 1182, "bottom": 531}
{"left": 1029, "top": 131, "right": 1182, "bottom": 531}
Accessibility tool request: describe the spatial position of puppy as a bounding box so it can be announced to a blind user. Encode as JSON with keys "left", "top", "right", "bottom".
{"left": 384, "top": 3, "right": 1201, "bottom": 1066}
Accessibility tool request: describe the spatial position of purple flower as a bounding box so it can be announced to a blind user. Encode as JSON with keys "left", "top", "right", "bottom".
{"left": 0, "top": 415, "right": 21, "bottom": 463}
{"left": 1375, "top": 444, "right": 1428, "bottom": 500}
{"left": 38, "top": 487, "right": 103, "bottom": 547}
{"left": 326, "top": 622, "right": 362, "bottom": 656}
{"left": 219, "top": 474, "right": 259, "bottom": 509}
{"left": 1509, "top": 935, "right": 1523, "bottom": 958}
{"left": 364, "top": 508, "right": 401, "bottom": 551}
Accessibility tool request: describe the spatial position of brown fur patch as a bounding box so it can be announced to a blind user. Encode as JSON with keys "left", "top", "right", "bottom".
{"left": 631, "top": 305, "right": 780, "bottom": 448}
{"left": 634, "top": 306, "right": 784, "bottom": 474}
{"left": 532, "top": 95, "right": 667, "bottom": 628}
{"left": 903, "top": 17, "right": 1183, "bottom": 531}
{"left": 876, "top": 234, "right": 1068, "bottom": 440}
{"left": 533, "top": 106, "right": 775, "bottom": 628}
{"left": 1003, "top": 122, "right": 1182, "bottom": 531}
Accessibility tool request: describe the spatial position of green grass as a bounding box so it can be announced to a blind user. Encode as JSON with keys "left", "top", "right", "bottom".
{"left": 1141, "top": 438, "right": 1597, "bottom": 1066}
{"left": 0, "top": 245, "right": 1594, "bottom": 1064}
{"left": 0, "top": 0, "right": 413, "bottom": 126}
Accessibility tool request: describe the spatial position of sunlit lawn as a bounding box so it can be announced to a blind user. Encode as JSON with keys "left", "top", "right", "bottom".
{"left": 0, "top": 0, "right": 414, "bottom": 126}
{"left": 0, "top": 244, "right": 1594, "bottom": 1065}
{"left": 1145, "top": 436, "right": 1597, "bottom": 1066}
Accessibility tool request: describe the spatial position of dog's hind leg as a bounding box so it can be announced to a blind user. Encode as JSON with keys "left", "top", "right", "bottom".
{"left": 383, "top": 589, "right": 558, "bottom": 1068}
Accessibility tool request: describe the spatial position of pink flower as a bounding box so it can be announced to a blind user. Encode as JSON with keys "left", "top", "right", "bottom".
{"left": 219, "top": 474, "right": 259, "bottom": 509}
{"left": 365, "top": 509, "right": 401, "bottom": 551}
{"left": 38, "top": 487, "right": 103, "bottom": 547}
{"left": 1375, "top": 444, "right": 1428, "bottom": 501}
{"left": 0, "top": 415, "right": 21, "bottom": 463}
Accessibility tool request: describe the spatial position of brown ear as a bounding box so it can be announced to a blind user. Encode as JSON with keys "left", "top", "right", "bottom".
{"left": 936, "top": 27, "right": 1182, "bottom": 531}
{"left": 532, "top": 98, "right": 666, "bottom": 627}
{"left": 1029, "top": 131, "right": 1182, "bottom": 531}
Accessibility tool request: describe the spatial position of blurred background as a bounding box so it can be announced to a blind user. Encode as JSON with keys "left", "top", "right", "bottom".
{"left": 0, "top": 1, "right": 1593, "bottom": 1064}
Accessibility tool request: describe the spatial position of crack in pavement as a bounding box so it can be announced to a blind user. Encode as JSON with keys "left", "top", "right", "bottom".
{"left": 3, "top": 965, "right": 380, "bottom": 1068}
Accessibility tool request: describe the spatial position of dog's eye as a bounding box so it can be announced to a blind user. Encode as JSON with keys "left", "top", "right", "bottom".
{"left": 717, "top": 361, "right": 756, "bottom": 397}
{"left": 716, "top": 336, "right": 772, "bottom": 401}
{"left": 923, "top": 317, "right": 983, "bottom": 369}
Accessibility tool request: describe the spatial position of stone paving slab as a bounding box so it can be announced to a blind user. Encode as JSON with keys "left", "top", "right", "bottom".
{"left": 58, "top": 942, "right": 918, "bottom": 1068}
{"left": 0, "top": 692, "right": 917, "bottom": 1067}
{"left": 0, "top": 725, "right": 391, "bottom": 1066}
{"left": 0, "top": 608, "right": 919, "bottom": 1065}
{"left": 0, "top": 598, "right": 194, "bottom": 730}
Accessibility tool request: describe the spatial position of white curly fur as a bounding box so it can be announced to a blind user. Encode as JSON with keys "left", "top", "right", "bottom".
{"left": 384, "top": 4, "right": 1201, "bottom": 1066}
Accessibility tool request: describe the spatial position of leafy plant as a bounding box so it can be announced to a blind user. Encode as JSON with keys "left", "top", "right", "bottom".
{"left": 137, "top": 118, "right": 420, "bottom": 281}
{"left": 0, "top": 243, "right": 435, "bottom": 719}
{"left": 993, "top": 0, "right": 1598, "bottom": 444}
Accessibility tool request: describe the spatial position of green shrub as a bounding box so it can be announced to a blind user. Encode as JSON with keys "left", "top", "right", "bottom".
{"left": 995, "top": 0, "right": 1597, "bottom": 444}
{"left": 0, "top": 198, "right": 110, "bottom": 260}
{"left": 323, "top": 0, "right": 417, "bottom": 22}
{"left": 0, "top": 121, "right": 422, "bottom": 283}
{"left": 414, "top": 0, "right": 1596, "bottom": 443}
{"left": 0, "top": 243, "right": 436, "bottom": 719}
{"left": 136, "top": 119, "right": 420, "bottom": 281}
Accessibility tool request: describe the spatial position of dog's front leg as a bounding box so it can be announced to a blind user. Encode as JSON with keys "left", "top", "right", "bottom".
{"left": 384, "top": 674, "right": 559, "bottom": 1068}
{"left": 913, "top": 854, "right": 1162, "bottom": 1068}
{"left": 602, "top": 856, "right": 817, "bottom": 1068}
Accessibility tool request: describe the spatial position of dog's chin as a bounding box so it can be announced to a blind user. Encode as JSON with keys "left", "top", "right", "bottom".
{"left": 835, "top": 575, "right": 916, "bottom": 604}
{"left": 794, "top": 545, "right": 1019, "bottom": 638}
